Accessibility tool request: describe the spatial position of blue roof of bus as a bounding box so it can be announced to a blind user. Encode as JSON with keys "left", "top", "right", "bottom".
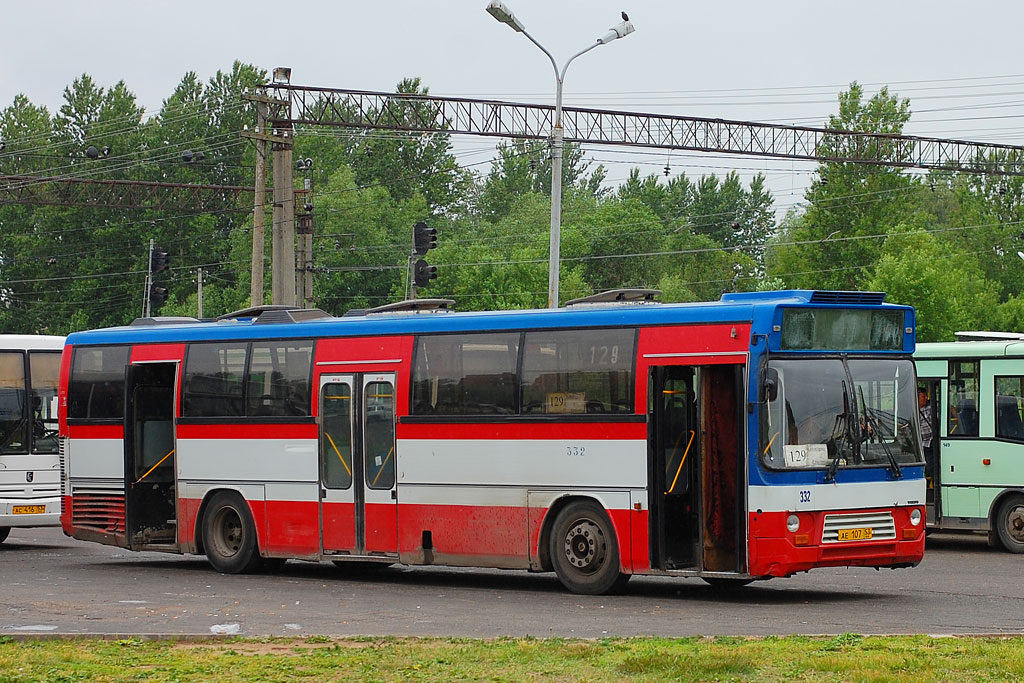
{"left": 65, "top": 290, "right": 910, "bottom": 347}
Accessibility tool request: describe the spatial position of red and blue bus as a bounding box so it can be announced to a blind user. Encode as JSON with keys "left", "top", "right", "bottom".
{"left": 58, "top": 290, "right": 926, "bottom": 594}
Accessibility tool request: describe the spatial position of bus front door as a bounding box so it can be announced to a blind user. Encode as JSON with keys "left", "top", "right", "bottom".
{"left": 318, "top": 373, "right": 398, "bottom": 558}
{"left": 124, "top": 361, "right": 178, "bottom": 549}
{"left": 650, "top": 364, "right": 745, "bottom": 574}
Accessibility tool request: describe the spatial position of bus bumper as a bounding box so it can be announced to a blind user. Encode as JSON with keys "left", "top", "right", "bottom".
{"left": 0, "top": 495, "right": 61, "bottom": 529}
{"left": 747, "top": 507, "right": 926, "bottom": 577}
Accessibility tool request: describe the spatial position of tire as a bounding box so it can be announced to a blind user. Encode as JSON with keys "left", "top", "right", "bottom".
{"left": 202, "top": 492, "right": 263, "bottom": 574}
{"left": 0, "top": 527, "right": 10, "bottom": 544}
{"left": 549, "top": 500, "right": 624, "bottom": 595}
{"left": 994, "top": 495, "right": 1024, "bottom": 554}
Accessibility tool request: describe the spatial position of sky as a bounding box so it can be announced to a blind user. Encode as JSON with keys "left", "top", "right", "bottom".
{"left": 4, "top": 0, "right": 1024, "bottom": 213}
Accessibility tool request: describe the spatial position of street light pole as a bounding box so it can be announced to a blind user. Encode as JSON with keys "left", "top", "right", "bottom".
{"left": 486, "top": 1, "right": 635, "bottom": 308}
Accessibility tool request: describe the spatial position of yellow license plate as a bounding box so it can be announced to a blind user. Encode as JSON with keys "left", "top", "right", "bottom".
{"left": 12, "top": 505, "right": 45, "bottom": 515}
{"left": 837, "top": 527, "right": 873, "bottom": 541}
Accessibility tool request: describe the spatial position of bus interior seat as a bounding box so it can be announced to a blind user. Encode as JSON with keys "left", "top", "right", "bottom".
{"left": 958, "top": 398, "right": 979, "bottom": 435}
{"left": 996, "top": 395, "right": 1024, "bottom": 439}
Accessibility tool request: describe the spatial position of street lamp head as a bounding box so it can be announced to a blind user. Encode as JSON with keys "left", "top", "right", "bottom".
{"left": 598, "top": 18, "right": 636, "bottom": 44}
{"left": 272, "top": 67, "right": 292, "bottom": 84}
{"left": 486, "top": 1, "right": 526, "bottom": 32}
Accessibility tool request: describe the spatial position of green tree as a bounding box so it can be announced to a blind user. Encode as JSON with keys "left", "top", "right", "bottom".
{"left": 770, "top": 83, "right": 920, "bottom": 291}
{"left": 865, "top": 229, "right": 997, "bottom": 341}
{"left": 478, "top": 139, "right": 607, "bottom": 221}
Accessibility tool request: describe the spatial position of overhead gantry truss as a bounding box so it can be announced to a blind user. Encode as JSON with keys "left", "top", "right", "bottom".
{"left": 275, "top": 84, "right": 1024, "bottom": 176}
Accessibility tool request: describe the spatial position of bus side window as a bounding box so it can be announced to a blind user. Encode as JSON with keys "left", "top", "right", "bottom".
{"left": 995, "top": 376, "right": 1024, "bottom": 441}
{"left": 947, "top": 361, "right": 979, "bottom": 437}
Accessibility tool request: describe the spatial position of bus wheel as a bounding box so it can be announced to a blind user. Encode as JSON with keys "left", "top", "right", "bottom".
{"left": 0, "top": 527, "right": 10, "bottom": 544}
{"left": 550, "top": 501, "right": 623, "bottom": 595}
{"left": 995, "top": 495, "right": 1024, "bottom": 554}
{"left": 203, "top": 492, "right": 262, "bottom": 574}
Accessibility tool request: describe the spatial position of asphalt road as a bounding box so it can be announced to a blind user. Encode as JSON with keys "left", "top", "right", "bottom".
{"left": 2, "top": 527, "right": 1022, "bottom": 638}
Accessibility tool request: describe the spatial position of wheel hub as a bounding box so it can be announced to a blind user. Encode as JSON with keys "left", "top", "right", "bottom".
{"left": 1008, "top": 505, "right": 1024, "bottom": 543}
{"left": 214, "top": 509, "right": 243, "bottom": 557}
{"left": 564, "top": 520, "right": 605, "bottom": 572}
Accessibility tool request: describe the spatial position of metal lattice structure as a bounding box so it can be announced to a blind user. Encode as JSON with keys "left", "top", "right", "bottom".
{"left": 0, "top": 174, "right": 256, "bottom": 212}
{"left": 277, "top": 85, "right": 1024, "bottom": 176}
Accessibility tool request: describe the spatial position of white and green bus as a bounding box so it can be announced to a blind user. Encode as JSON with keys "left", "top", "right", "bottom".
{"left": 915, "top": 333, "right": 1024, "bottom": 552}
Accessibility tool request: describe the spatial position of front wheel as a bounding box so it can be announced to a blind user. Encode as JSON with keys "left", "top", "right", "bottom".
{"left": 0, "top": 527, "right": 10, "bottom": 544}
{"left": 995, "top": 495, "right": 1024, "bottom": 553}
{"left": 549, "top": 500, "right": 624, "bottom": 595}
{"left": 202, "top": 492, "right": 263, "bottom": 573}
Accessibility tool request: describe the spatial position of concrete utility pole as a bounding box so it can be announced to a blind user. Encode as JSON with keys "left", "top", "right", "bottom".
{"left": 250, "top": 101, "right": 268, "bottom": 307}
{"left": 242, "top": 70, "right": 295, "bottom": 307}
{"left": 295, "top": 167, "right": 315, "bottom": 307}
{"left": 271, "top": 141, "right": 295, "bottom": 306}
{"left": 142, "top": 238, "right": 155, "bottom": 318}
{"left": 197, "top": 267, "right": 204, "bottom": 318}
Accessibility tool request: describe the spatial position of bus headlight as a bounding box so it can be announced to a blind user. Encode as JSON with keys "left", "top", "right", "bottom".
{"left": 786, "top": 514, "right": 800, "bottom": 532}
{"left": 909, "top": 509, "right": 922, "bottom": 526}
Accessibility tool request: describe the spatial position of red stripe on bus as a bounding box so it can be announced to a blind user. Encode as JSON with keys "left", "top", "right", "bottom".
{"left": 58, "top": 345, "right": 73, "bottom": 434}
{"left": 176, "top": 423, "right": 319, "bottom": 440}
{"left": 67, "top": 424, "right": 124, "bottom": 439}
{"left": 130, "top": 343, "right": 186, "bottom": 363}
{"left": 398, "top": 421, "right": 647, "bottom": 441}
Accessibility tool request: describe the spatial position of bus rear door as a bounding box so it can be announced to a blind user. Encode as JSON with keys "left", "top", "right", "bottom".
{"left": 318, "top": 372, "right": 398, "bottom": 559}
{"left": 124, "top": 361, "right": 178, "bottom": 549}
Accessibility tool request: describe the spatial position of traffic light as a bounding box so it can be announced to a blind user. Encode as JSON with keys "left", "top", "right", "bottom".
{"left": 413, "top": 259, "right": 437, "bottom": 288}
{"left": 151, "top": 248, "right": 169, "bottom": 273}
{"left": 412, "top": 221, "right": 437, "bottom": 256}
{"left": 150, "top": 285, "right": 168, "bottom": 308}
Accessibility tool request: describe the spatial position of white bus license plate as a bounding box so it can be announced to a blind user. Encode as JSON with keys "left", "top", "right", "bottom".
{"left": 837, "top": 527, "right": 873, "bottom": 541}
{"left": 12, "top": 505, "right": 45, "bottom": 515}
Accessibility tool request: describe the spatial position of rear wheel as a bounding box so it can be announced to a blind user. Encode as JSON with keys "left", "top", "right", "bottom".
{"left": 995, "top": 495, "right": 1024, "bottom": 553}
{"left": 0, "top": 527, "right": 10, "bottom": 544}
{"left": 202, "top": 492, "right": 262, "bottom": 573}
{"left": 549, "top": 500, "right": 624, "bottom": 595}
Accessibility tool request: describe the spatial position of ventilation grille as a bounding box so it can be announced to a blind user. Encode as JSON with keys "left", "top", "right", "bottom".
{"left": 59, "top": 437, "right": 67, "bottom": 503}
{"left": 71, "top": 490, "right": 125, "bottom": 534}
{"left": 822, "top": 511, "right": 896, "bottom": 543}
{"left": 809, "top": 291, "right": 885, "bottom": 305}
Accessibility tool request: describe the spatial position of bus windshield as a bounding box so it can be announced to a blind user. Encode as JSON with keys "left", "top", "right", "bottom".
{"left": 762, "top": 358, "right": 922, "bottom": 471}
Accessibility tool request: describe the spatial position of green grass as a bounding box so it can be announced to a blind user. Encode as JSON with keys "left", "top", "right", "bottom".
{"left": 0, "top": 634, "right": 1022, "bottom": 682}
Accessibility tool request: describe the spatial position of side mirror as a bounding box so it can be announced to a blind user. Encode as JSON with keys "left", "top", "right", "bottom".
{"left": 763, "top": 368, "right": 779, "bottom": 402}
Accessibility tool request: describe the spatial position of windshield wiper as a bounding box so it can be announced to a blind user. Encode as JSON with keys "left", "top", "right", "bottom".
{"left": 826, "top": 380, "right": 857, "bottom": 482}
{"left": 858, "top": 386, "right": 902, "bottom": 479}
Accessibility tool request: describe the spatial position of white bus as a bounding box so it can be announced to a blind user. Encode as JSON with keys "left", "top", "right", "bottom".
{"left": 0, "top": 335, "right": 65, "bottom": 544}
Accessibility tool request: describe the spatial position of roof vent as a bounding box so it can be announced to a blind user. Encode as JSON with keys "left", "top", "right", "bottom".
{"left": 129, "top": 316, "right": 201, "bottom": 327}
{"left": 565, "top": 288, "right": 661, "bottom": 307}
{"left": 954, "top": 331, "right": 1024, "bottom": 342}
{"left": 365, "top": 298, "right": 456, "bottom": 315}
{"left": 808, "top": 291, "right": 885, "bottom": 305}
{"left": 216, "top": 305, "right": 332, "bottom": 324}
